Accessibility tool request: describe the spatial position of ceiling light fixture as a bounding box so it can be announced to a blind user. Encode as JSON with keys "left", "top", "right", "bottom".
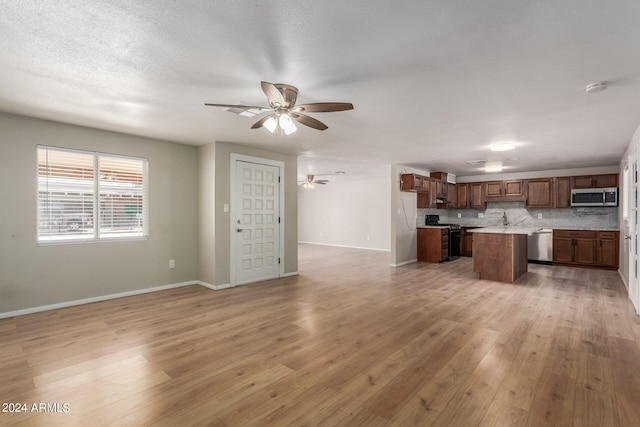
{"left": 490, "top": 142, "right": 516, "bottom": 151}
{"left": 586, "top": 82, "right": 607, "bottom": 93}
{"left": 263, "top": 113, "right": 297, "bottom": 135}
{"left": 302, "top": 182, "right": 315, "bottom": 189}
{"left": 484, "top": 162, "right": 503, "bottom": 173}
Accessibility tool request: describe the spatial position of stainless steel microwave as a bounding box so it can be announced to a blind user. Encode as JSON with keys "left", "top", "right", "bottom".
{"left": 570, "top": 187, "right": 618, "bottom": 207}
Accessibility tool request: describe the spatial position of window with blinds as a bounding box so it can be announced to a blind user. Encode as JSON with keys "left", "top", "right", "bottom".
{"left": 38, "top": 146, "right": 148, "bottom": 244}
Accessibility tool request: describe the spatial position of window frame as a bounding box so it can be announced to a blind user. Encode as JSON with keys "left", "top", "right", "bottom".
{"left": 37, "top": 145, "right": 149, "bottom": 246}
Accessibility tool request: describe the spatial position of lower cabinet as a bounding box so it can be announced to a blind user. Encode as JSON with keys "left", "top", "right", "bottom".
{"left": 461, "top": 227, "right": 478, "bottom": 257}
{"left": 597, "top": 231, "right": 620, "bottom": 267}
{"left": 553, "top": 230, "right": 618, "bottom": 268}
{"left": 417, "top": 228, "right": 449, "bottom": 263}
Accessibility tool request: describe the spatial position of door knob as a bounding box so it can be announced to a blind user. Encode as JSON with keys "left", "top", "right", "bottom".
{"left": 237, "top": 228, "right": 243, "bottom": 232}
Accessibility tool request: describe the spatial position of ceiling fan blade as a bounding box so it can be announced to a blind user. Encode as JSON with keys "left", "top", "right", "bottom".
{"left": 261, "top": 81, "right": 286, "bottom": 107}
{"left": 292, "top": 102, "right": 354, "bottom": 113}
{"left": 204, "top": 103, "right": 270, "bottom": 111}
{"left": 251, "top": 114, "right": 276, "bottom": 129}
{"left": 314, "top": 180, "right": 329, "bottom": 184}
{"left": 290, "top": 113, "right": 328, "bottom": 131}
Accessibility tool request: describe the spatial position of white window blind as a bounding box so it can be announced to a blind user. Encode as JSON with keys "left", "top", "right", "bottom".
{"left": 38, "top": 146, "right": 148, "bottom": 244}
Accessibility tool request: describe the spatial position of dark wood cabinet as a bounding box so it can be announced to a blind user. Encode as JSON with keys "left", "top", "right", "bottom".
{"left": 553, "top": 236, "right": 574, "bottom": 263}
{"left": 470, "top": 183, "right": 484, "bottom": 209}
{"left": 484, "top": 180, "right": 524, "bottom": 201}
{"left": 484, "top": 181, "right": 502, "bottom": 198}
{"left": 457, "top": 184, "right": 469, "bottom": 209}
{"left": 461, "top": 227, "right": 479, "bottom": 257}
{"left": 437, "top": 183, "right": 457, "bottom": 209}
{"left": 555, "top": 177, "right": 571, "bottom": 208}
{"left": 525, "top": 178, "right": 554, "bottom": 208}
{"left": 417, "top": 228, "right": 449, "bottom": 263}
{"left": 571, "top": 174, "right": 618, "bottom": 189}
{"left": 553, "top": 229, "right": 615, "bottom": 267}
{"left": 574, "top": 237, "right": 597, "bottom": 265}
{"left": 597, "top": 231, "right": 619, "bottom": 268}
{"left": 401, "top": 174, "right": 426, "bottom": 191}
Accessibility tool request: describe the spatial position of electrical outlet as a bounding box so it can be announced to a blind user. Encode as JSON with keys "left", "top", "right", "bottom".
{"left": 457, "top": 213, "right": 462, "bottom": 218}
{"left": 537, "top": 213, "right": 543, "bottom": 219}
{"left": 169, "top": 260, "right": 175, "bottom": 269}
{"left": 478, "top": 213, "right": 484, "bottom": 218}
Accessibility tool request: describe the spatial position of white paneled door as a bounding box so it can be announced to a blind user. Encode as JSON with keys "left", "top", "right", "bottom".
{"left": 233, "top": 159, "right": 281, "bottom": 286}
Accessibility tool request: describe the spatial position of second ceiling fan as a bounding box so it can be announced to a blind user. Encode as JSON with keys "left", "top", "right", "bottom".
{"left": 205, "top": 81, "right": 354, "bottom": 134}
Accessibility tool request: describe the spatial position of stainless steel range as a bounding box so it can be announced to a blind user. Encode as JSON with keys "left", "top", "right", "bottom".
{"left": 425, "top": 215, "right": 461, "bottom": 261}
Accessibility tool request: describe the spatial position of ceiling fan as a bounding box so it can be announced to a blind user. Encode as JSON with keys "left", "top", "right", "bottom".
{"left": 205, "top": 81, "right": 354, "bottom": 134}
{"left": 298, "top": 175, "right": 329, "bottom": 189}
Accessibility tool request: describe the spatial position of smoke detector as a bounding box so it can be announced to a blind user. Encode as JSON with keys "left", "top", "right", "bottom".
{"left": 585, "top": 82, "right": 607, "bottom": 93}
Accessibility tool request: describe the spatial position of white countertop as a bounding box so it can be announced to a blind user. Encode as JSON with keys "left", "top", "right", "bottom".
{"left": 467, "top": 227, "right": 542, "bottom": 235}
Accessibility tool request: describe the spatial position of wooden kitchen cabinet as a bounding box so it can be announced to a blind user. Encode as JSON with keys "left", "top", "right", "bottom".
{"left": 470, "top": 183, "right": 484, "bottom": 209}
{"left": 457, "top": 184, "right": 469, "bottom": 209}
{"left": 401, "top": 174, "right": 426, "bottom": 191}
{"left": 525, "top": 178, "right": 554, "bottom": 208}
{"left": 483, "top": 180, "right": 524, "bottom": 201}
{"left": 555, "top": 177, "right": 572, "bottom": 208}
{"left": 461, "top": 227, "right": 479, "bottom": 256}
{"left": 446, "top": 183, "right": 457, "bottom": 209}
{"left": 597, "top": 231, "right": 619, "bottom": 268}
{"left": 553, "top": 230, "right": 597, "bottom": 266}
{"left": 417, "top": 228, "right": 449, "bottom": 263}
{"left": 571, "top": 174, "right": 618, "bottom": 189}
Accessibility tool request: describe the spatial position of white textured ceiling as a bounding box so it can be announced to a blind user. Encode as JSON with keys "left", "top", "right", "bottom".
{"left": 1, "top": 1, "right": 640, "bottom": 176}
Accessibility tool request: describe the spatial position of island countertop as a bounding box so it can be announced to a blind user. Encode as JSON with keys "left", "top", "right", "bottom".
{"left": 467, "top": 227, "right": 541, "bottom": 235}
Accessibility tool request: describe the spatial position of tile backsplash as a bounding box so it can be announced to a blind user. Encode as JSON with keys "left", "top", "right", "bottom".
{"left": 419, "top": 202, "right": 619, "bottom": 230}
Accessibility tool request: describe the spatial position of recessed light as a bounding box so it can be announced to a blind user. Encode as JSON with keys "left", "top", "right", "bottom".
{"left": 485, "top": 162, "right": 502, "bottom": 173}
{"left": 490, "top": 142, "right": 516, "bottom": 152}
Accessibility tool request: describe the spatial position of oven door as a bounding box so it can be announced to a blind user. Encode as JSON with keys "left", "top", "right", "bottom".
{"left": 449, "top": 229, "right": 461, "bottom": 260}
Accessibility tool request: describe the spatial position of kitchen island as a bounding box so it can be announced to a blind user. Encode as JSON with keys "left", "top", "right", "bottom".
{"left": 468, "top": 227, "right": 537, "bottom": 283}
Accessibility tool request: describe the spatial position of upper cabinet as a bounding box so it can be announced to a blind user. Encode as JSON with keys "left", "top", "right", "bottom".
{"left": 403, "top": 172, "right": 618, "bottom": 210}
{"left": 401, "top": 174, "right": 426, "bottom": 192}
{"left": 571, "top": 174, "right": 618, "bottom": 189}
{"left": 483, "top": 180, "right": 524, "bottom": 202}
{"left": 525, "top": 178, "right": 554, "bottom": 209}
{"left": 456, "top": 182, "right": 483, "bottom": 209}
{"left": 457, "top": 183, "right": 469, "bottom": 209}
{"left": 555, "top": 177, "right": 571, "bottom": 208}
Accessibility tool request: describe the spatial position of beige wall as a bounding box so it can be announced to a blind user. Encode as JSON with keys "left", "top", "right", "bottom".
{"left": 0, "top": 113, "right": 199, "bottom": 313}
{"left": 198, "top": 141, "right": 298, "bottom": 286}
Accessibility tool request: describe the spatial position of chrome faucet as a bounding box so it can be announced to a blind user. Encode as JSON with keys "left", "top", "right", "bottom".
{"left": 502, "top": 211, "right": 509, "bottom": 226}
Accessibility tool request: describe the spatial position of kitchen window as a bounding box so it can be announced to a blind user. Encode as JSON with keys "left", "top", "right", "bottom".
{"left": 37, "top": 146, "right": 148, "bottom": 244}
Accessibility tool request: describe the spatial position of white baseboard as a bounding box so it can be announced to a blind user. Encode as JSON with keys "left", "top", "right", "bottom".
{"left": 0, "top": 280, "right": 198, "bottom": 320}
{"left": 391, "top": 259, "right": 418, "bottom": 267}
{"left": 298, "top": 241, "right": 391, "bottom": 252}
{"left": 198, "top": 281, "right": 231, "bottom": 291}
{"left": 1, "top": 275, "right": 301, "bottom": 319}
{"left": 283, "top": 271, "right": 299, "bottom": 278}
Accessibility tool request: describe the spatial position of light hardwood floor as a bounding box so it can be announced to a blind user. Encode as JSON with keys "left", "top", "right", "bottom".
{"left": 1, "top": 243, "right": 640, "bottom": 426}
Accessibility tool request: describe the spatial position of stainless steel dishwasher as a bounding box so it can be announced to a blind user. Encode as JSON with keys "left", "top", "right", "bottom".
{"left": 528, "top": 228, "right": 553, "bottom": 264}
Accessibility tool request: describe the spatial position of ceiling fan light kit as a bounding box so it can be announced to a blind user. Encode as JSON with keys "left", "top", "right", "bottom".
{"left": 299, "top": 174, "right": 329, "bottom": 189}
{"left": 585, "top": 82, "right": 607, "bottom": 93}
{"left": 206, "top": 81, "right": 353, "bottom": 134}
